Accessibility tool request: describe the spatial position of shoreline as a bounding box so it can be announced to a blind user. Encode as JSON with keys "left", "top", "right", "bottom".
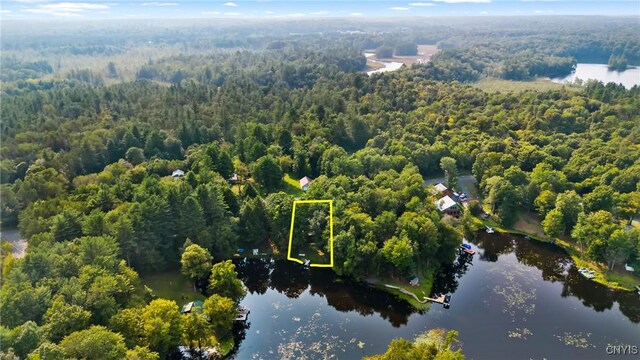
{"left": 472, "top": 217, "right": 639, "bottom": 291}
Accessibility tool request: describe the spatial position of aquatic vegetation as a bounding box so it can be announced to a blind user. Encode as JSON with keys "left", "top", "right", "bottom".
{"left": 508, "top": 328, "right": 533, "bottom": 339}
{"left": 554, "top": 332, "right": 595, "bottom": 349}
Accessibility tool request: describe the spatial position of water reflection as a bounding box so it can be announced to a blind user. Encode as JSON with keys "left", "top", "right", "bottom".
{"left": 230, "top": 231, "right": 639, "bottom": 359}
{"left": 469, "top": 232, "right": 640, "bottom": 324}
{"left": 234, "top": 258, "right": 420, "bottom": 327}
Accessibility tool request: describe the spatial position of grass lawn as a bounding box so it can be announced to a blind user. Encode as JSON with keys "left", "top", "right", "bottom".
{"left": 370, "top": 269, "right": 435, "bottom": 310}
{"left": 283, "top": 174, "right": 304, "bottom": 197}
{"left": 141, "top": 271, "right": 205, "bottom": 304}
{"left": 473, "top": 77, "right": 577, "bottom": 93}
{"left": 458, "top": 176, "right": 479, "bottom": 199}
{"left": 512, "top": 211, "right": 546, "bottom": 239}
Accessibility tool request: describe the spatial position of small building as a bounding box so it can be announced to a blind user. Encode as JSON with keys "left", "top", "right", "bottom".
{"left": 429, "top": 182, "right": 450, "bottom": 196}
{"left": 228, "top": 173, "right": 239, "bottom": 183}
{"left": 435, "top": 183, "right": 448, "bottom": 193}
{"left": 435, "top": 195, "right": 461, "bottom": 218}
{"left": 180, "top": 300, "right": 204, "bottom": 314}
{"left": 172, "top": 169, "right": 185, "bottom": 179}
{"left": 409, "top": 276, "right": 419, "bottom": 286}
{"left": 299, "top": 176, "right": 313, "bottom": 191}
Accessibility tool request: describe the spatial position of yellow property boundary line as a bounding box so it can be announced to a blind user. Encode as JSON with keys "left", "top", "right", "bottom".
{"left": 287, "top": 199, "right": 334, "bottom": 267}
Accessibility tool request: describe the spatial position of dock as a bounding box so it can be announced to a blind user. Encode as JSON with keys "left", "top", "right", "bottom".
{"left": 235, "top": 306, "right": 250, "bottom": 321}
{"left": 425, "top": 294, "right": 447, "bottom": 304}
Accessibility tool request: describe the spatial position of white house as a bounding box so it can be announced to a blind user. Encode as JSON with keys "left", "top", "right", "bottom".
{"left": 435, "top": 195, "right": 461, "bottom": 217}
{"left": 299, "top": 176, "right": 312, "bottom": 191}
{"left": 172, "top": 169, "right": 185, "bottom": 179}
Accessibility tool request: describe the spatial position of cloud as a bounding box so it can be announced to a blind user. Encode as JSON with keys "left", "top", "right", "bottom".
{"left": 1, "top": 10, "right": 12, "bottom": 13}
{"left": 390, "top": 6, "right": 410, "bottom": 10}
{"left": 141, "top": 2, "right": 179, "bottom": 6}
{"left": 264, "top": 10, "right": 274, "bottom": 14}
{"left": 533, "top": 9, "right": 554, "bottom": 13}
{"left": 201, "top": 11, "right": 220, "bottom": 15}
{"left": 433, "top": 0, "right": 490, "bottom": 3}
{"left": 287, "top": 13, "right": 305, "bottom": 17}
{"left": 409, "top": 2, "right": 437, "bottom": 6}
{"left": 479, "top": 10, "right": 488, "bottom": 14}
{"left": 224, "top": 11, "right": 241, "bottom": 15}
{"left": 309, "top": 11, "right": 328, "bottom": 15}
{"left": 51, "top": 11, "right": 82, "bottom": 16}
{"left": 22, "top": 2, "right": 110, "bottom": 15}
{"left": 350, "top": 12, "right": 364, "bottom": 16}
{"left": 223, "top": 2, "right": 238, "bottom": 6}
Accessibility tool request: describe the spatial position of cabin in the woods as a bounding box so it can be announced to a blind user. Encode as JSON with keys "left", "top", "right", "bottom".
{"left": 299, "top": 176, "right": 313, "bottom": 191}
{"left": 172, "top": 169, "right": 185, "bottom": 179}
{"left": 435, "top": 195, "right": 461, "bottom": 217}
{"left": 180, "top": 300, "right": 203, "bottom": 314}
{"left": 429, "top": 182, "right": 450, "bottom": 196}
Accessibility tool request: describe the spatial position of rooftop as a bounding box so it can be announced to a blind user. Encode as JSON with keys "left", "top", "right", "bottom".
{"left": 435, "top": 183, "right": 448, "bottom": 192}
{"left": 435, "top": 195, "right": 457, "bottom": 211}
{"left": 299, "top": 176, "right": 312, "bottom": 188}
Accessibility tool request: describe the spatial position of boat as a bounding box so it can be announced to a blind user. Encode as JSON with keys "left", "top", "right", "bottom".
{"left": 486, "top": 226, "right": 495, "bottom": 234}
{"left": 303, "top": 259, "right": 311, "bottom": 267}
{"left": 459, "top": 243, "right": 475, "bottom": 255}
{"left": 579, "top": 269, "right": 595, "bottom": 279}
{"left": 624, "top": 263, "right": 634, "bottom": 272}
{"left": 635, "top": 285, "right": 640, "bottom": 295}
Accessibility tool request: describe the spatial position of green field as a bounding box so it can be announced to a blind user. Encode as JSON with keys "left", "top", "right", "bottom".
{"left": 283, "top": 174, "right": 304, "bottom": 197}
{"left": 141, "top": 271, "right": 205, "bottom": 304}
{"left": 474, "top": 77, "right": 577, "bottom": 93}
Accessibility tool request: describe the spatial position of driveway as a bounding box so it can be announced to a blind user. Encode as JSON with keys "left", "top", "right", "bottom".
{"left": 424, "top": 175, "right": 478, "bottom": 199}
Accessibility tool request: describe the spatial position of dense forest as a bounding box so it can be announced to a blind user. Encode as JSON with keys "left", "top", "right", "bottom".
{"left": 1, "top": 17, "right": 640, "bottom": 359}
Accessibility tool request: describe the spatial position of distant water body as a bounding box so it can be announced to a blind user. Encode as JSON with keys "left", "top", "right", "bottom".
{"left": 552, "top": 63, "right": 640, "bottom": 89}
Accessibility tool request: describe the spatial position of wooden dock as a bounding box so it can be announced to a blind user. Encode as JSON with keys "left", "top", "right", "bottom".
{"left": 234, "top": 306, "right": 250, "bottom": 321}
{"left": 424, "top": 294, "right": 447, "bottom": 304}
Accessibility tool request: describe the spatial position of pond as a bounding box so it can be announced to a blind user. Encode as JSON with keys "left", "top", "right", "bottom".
{"left": 551, "top": 63, "right": 640, "bottom": 89}
{"left": 229, "top": 232, "right": 640, "bottom": 359}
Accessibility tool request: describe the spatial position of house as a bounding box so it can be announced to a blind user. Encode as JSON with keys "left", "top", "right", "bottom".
{"left": 429, "top": 183, "right": 451, "bottom": 196}
{"left": 299, "top": 176, "right": 313, "bottom": 191}
{"left": 435, "top": 195, "right": 461, "bottom": 218}
{"left": 435, "top": 183, "right": 448, "bottom": 193}
{"left": 172, "top": 169, "right": 185, "bottom": 179}
{"left": 180, "top": 300, "right": 204, "bottom": 314}
{"left": 228, "top": 173, "right": 239, "bottom": 183}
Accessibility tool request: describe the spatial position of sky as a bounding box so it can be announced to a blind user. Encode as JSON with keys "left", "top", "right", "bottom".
{"left": 1, "top": 0, "right": 638, "bottom": 20}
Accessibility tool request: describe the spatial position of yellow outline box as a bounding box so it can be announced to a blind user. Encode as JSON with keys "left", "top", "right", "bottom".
{"left": 287, "top": 199, "right": 334, "bottom": 268}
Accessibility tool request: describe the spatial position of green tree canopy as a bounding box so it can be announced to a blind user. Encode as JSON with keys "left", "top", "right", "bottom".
{"left": 208, "top": 260, "right": 246, "bottom": 303}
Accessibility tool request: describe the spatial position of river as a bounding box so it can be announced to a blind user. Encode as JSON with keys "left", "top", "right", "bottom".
{"left": 229, "top": 231, "right": 640, "bottom": 359}
{"left": 364, "top": 52, "right": 403, "bottom": 76}
{"left": 551, "top": 63, "right": 640, "bottom": 89}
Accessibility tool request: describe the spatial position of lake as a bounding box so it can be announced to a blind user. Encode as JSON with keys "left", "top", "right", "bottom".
{"left": 551, "top": 63, "right": 640, "bottom": 89}
{"left": 229, "top": 232, "right": 640, "bottom": 359}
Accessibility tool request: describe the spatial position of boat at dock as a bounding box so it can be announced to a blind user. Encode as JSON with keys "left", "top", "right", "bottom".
{"left": 460, "top": 243, "right": 475, "bottom": 255}
{"left": 578, "top": 268, "right": 595, "bottom": 279}
{"left": 424, "top": 293, "right": 452, "bottom": 308}
{"left": 485, "top": 226, "right": 495, "bottom": 234}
